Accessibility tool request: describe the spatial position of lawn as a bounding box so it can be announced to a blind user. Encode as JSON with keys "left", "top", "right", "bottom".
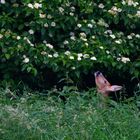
{"left": 0, "top": 87, "right": 140, "bottom": 140}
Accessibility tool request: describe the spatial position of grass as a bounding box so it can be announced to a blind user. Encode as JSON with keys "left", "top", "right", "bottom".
{"left": 0, "top": 87, "right": 140, "bottom": 140}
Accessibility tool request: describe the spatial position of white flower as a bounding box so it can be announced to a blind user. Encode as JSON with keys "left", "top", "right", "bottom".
{"left": 70, "top": 12, "right": 74, "bottom": 16}
{"left": 39, "top": 13, "right": 46, "bottom": 18}
{"left": 53, "top": 53, "right": 59, "bottom": 58}
{"left": 136, "top": 11, "right": 140, "bottom": 17}
{"left": 90, "top": 56, "right": 97, "bottom": 60}
{"left": 46, "top": 43, "right": 53, "bottom": 49}
{"left": 115, "top": 39, "right": 122, "bottom": 44}
{"left": 63, "top": 40, "right": 69, "bottom": 45}
{"left": 91, "top": 36, "right": 95, "bottom": 40}
{"left": 81, "top": 38, "right": 87, "bottom": 42}
{"left": 70, "top": 6, "right": 75, "bottom": 12}
{"left": 0, "top": 34, "right": 3, "bottom": 39}
{"left": 65, "top": 51, "right": 71, "bottom": 55}
{"left": 41, "top": 51, "right": 47, "bottom": 55}
{"left": 118, "top": 8, "right": 122, "bottom": 12}
{"left": 87, "top": 23, "right": 93, "bottom": 28}
{"left": 110, "top": 34, "right": 116, "bottom": 39}
{"left": 77, "top": 24, "right": 82, "bottom": 28}
{"left": 98, "top": 3, "right": 104, "bottom": 9}
{"left": 47, "top": 14, "right": 52, "bottom": 19}
{"left": 51, "top": 22, "right": 56, "bottom": 27}
{"left": 77, "top": 53, "right": 83, "bottom": 57}
{"left": 122, "top": 0, "right": 126, "bottom": 5}
{"left": 48, "top": 54, "right": 53, "bottom": 58}
{"left": 104, "top": 30, "right": 112, "bottom": 34}
{"left": 71, "top": 66, "right": 76, "bottom": 70}
{"left": 27, "top": 3, "right": 33, "bottom": 9}
{"left": 44, "top": 23, "right": 48, "bottom": 27}
{"left": 34, "top": 3, "right": 42, "bottom": 9}
{"left": 43, "top": 40, "right": 47, "bottom": 44}
{"left": 23, "top": 57, "right": 29, "bottom": 63}
{"left": 80, "top": 32, "right": 86, "bottom": 38}
{"left": 121, "top": 57, "right": 130, "bottom": 63}
{"left": 59, "top": 7, "right": 64, "bottom": 13}
{"left": 99, "top": 46, "right": 104, "bottom": 49}
{"left": 1, "top": 0, "right": 5, "bottom": 4}
{"left": 17, "top": 36, "right": 21, "bottom": 40}
{"left": 23, "top": 55, "right": 26, "bottom": 58}
{"left": 127, "top": 35, "right": 132, "bottom": 39}
{"left": 29, "top": 29, "right": 34, "bottom": 34}
{"left": 77, "top": 57, "right": 82, "bottom": 61}
{"left": 70, "top": 32, "right": 75, "bottom": 36}
{"left": 91, "top": 19, "right": 96, "bottom": 23}
{"left": 25, "top": 38, "right": 34, "bottom": 46}
{"left": 106, "top": 50, "right": 110, "bottom": 54}
{"left": 70, "top": 36, "right": 75, "bottom": 40}
{"left": 85, "top": 42, "right": 89, "bottom": 46}
{"left": 135, "top": 34, "right": 140, "bottom": 38}
{"left": 69, "top": 56, "right": 74, "bottom": 60}
{"left": 83, "top": 54, "right": 89, "bottom": 58}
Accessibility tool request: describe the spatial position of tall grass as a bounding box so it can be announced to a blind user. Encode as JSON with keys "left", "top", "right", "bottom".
{"left": 0, "top": 87, "right": 140, "bottom": 140}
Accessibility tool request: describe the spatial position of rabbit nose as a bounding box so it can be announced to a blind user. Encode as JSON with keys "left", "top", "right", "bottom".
{"left": 94, "top": 71, "right": 101, "bottom": 77}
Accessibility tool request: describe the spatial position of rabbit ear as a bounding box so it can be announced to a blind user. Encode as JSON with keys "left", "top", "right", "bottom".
{"left": 106, "top": 85, "right": 122, "bottom": 92}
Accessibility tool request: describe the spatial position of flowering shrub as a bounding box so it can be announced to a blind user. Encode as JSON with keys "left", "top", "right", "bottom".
{"left": 0, "top": 0, "right": 140, "bottom": 87}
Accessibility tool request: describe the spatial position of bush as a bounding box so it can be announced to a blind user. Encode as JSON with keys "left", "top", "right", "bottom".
{"left": 0, "top": 0, "right": 140, "bottom": 89}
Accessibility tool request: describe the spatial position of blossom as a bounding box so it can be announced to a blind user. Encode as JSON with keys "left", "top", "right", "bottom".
{"left": 127, "top": 35, "right": 132, "bottom": 39}
{"left": 70, "top": 6, "right": 75, "bottom": 12}
{"left": 99, "top": 46, "right": 104, "bottom": 49}
{"left": 47, "top": 14, "right": 52, "bottom": 19}
{"left": 29, "top": 29, "right": 34, "bottom": 34}
{"left": 53, "top": 53, "right": 59, "bottom": 58}
{"left": 87, "top": 23, "right": 93, "bottom": 28}
{"left": 135, "top": 34, "right": 140, "bottom": 38}
{"left": 0, "top": 0, "right": 5, "bottom": 4}
{"left": 34, "top": 3, "right": 42, "bottom": 9}
{"left": 44, "top": 23, "right": 48, "bottom": 27}
{"left": 48, "top": 54, "right": 53, "bottom": 58}
{"left": 91, "top": 36, "right": 95, "bottom": 40}
{"left": 23, "top": 57, "right": 29, "bottom": 63}
{"left": 27, "top": 3, "right": 33, "bottom": 9}
{"left": 121, "top": 57, "right": 130, "bottom": 63}
{"left": 43, "top": 40, "right": 47, "bottom": 44}
{"left": 77, "top": 24, "right": 82, "bottom": 28}
{"left": 115, "top": 39, "right": 122, "bottom": 44}
{"left": 39, "top": 13, "right": 46, "bottom": 18}
{"left": 59, "top": 7, "right": 64, "bottom": 13}
{"left": 64, "top": 51, "right": 71, "bottom": 55}
{"left": 85, "top": 43, "right": 89, "bottom": 46}
{"left": 77, "top": 53, "right": 83, "bottom": 57}
{"left": 17, "top": 36, "right": 21, "bottom": 40}
{"left": 63, "top": 40, "right": 69, "bottom": 45}
{"left": 71, "top": 67, "right": 76, "bottom": 70}
{"left": 80, "top": 32, "right": 86, "bottom": 38}
{"left": 41, "top": 51, "right": 47, "bottom": 55}
{"left": 83, "top": 54, "right": 89, "bottom": 58}
{"left": 98, "top": 3, "right": 104, "bottom": 9}
{"left": 70, "top": 12, "right": 74, "bottom": 16}
{"left": 46, "top": 43, "right": 53, "bottom": 49}
{"left": 69, "top": 56, "right": 74, "bottom": 60}
{"left": 77, "top": 57, "right": 82, "bottom": 61}
{"left": 110, "top": 34, "right": 116, "bottom": 39}
{"left": 51, "top": 22, "right": 56, "bottom": 27}
{"left": 0, "top": 34, "right": 3, "bottom": 39}
{"left": 136, "top": 11, "right": 140, "bottom": 17}
{"left": 70, "top": 36, "right": 76, "bottom": 40}
{"left": 90, "top": 56, "right": 97, "bottom": 60}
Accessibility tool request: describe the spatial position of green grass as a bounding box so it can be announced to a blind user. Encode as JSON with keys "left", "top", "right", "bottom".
{"left": 0, "top": 87, "right": 140, "bottom": 140}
